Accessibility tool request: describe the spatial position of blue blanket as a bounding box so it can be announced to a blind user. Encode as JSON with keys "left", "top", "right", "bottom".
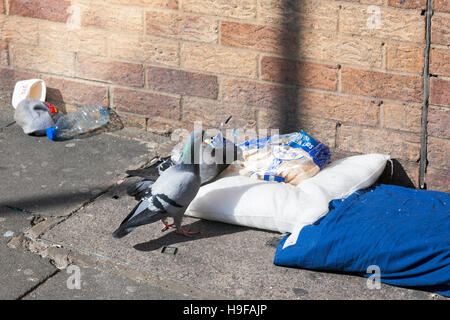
{"left": 274, "top": 184, "right": 450, "bottom": 296}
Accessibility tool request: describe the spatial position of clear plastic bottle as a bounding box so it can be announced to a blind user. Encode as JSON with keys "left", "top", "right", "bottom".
{"left": 46, "top": 105, "right": 110, "bottom": 141}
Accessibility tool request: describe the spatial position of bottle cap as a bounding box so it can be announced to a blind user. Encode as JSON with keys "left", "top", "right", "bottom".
{"left": 46, "top": 127, "right": 57, "bottom": 140}
{"left": 45, "top": 102, "right": 58, "bottom": 114}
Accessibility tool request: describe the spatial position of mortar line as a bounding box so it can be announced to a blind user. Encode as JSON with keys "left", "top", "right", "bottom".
{"left": 419, "top": 0, "right": 433, "bottom": 189}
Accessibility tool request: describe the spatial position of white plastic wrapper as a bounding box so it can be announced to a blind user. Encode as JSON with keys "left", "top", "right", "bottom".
{"left": 235, "top": 130, "right": 331, "bottom": 186}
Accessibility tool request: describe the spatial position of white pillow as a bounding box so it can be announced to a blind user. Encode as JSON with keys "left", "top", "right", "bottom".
{"left": 185, "top": 154, "right": 390, "bottom": 235}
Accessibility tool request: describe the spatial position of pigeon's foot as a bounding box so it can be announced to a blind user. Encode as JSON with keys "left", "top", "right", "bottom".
{"left": 176, "top": 228, "right": 199, "bottom": 237}
{"left": 161, "top": 220, "right": 176, "bottom": 232}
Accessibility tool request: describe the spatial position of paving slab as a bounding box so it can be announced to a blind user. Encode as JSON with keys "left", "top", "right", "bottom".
{"left": 41, "top": 182, "right": 441, "bottom": 300}
{"left": 0, "top": 207, "right": 57, "bottom": 300}
{"left": 23, "top": 265, "right": 190, "bottom": 300}
{"left": 0, "top": 123, "right": 153, "bottom": 217}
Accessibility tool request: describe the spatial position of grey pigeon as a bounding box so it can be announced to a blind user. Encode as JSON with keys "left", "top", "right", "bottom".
{"left": 126, "top": 116, "right": 241, "bottom": 200}
{"left": 113, "top": 130, "right": 205, "bottom": 238}
{"left": 126, "top": 141, "right": 241, "bottom": 200}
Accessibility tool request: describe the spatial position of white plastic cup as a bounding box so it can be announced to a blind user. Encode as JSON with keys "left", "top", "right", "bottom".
{"left": 12, "top": 79, "right": 46, "bottom": 109}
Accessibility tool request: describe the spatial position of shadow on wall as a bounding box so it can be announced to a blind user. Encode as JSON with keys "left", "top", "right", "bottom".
{"left": 277, "top": 0, "right": 301, "bottom": 135}
{"left": 276, "top": 2, "right": 416, "bottom": 189}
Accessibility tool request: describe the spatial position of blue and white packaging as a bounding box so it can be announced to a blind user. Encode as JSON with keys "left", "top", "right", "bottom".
{"left": 237, "top": 130, "right": 331, "bottom": 186}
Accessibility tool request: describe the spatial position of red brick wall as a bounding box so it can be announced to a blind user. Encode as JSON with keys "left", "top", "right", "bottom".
{"left": 0, "top": 0, "right": 448, "bottom": 191}
{"left": 427, "top": 2, "right": 450, "bottom": 191}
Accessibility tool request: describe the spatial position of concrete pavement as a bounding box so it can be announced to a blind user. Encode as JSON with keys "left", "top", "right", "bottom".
{"left": 0, "top": 94, "right": 446, "bottom": 300}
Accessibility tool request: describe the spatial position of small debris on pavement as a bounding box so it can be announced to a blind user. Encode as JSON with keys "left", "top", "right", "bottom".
{"left": 3, "top": 230, "right": 14, "bottom": 238}
{"left": 161, "top": 246, "right": 178, "bottom": 255}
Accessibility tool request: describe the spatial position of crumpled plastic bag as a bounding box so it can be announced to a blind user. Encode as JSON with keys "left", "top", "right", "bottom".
{"left": 230, "top": 130, "right": 331, "bottom": 186}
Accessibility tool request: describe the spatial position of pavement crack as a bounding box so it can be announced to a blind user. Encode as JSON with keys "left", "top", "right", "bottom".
{"left": 0, "top": 121, "right": 16, "bottom": 130}
{"left": 16, "top": 269, "right": 60, "bottom": 300}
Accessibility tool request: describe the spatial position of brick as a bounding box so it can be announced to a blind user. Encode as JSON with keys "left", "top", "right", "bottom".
{"left": 182, "top": 96, "right": 256, "bottom": 129}
{"left": 425, "top": 167, "right": 450, "bottom": 192}
{"left": 183, "top": 0, "right": 256, "bottom": 19}
{"left": 430, "top": 48, "right": 450, "bottom": 76}
{"left": 337, "top": 125, "right": 421, "bottom": 162}
{"left": 146, "top": 11, "right": 218, "bottom": 43}
{"left": 257, "top": 0, "right": 339, "bottom": 31}
{"left": 427, "top": 136, "right": 450, "bottom": 169}
{"left": 386, "top": 44, "right": 424, "bottom": 73}
{"left": 260, "top": 56, "right": 338, "bottom": 91}
{"left": 288, "top": 115, "right": 337, "bottom": 147}
{"left": 221, "top": 78, "right": 297, "bottom": 109}
{"left": 39, "top": 22, "right": 108, "bottom": 57}
{"left": 381, "top": 102, "right": 422, "bottom": 133}
{"left": 431, "top": 15, "right": 450, "bottom": 46}
{"left": 1, "top": 16, "right": 40, "bottom": 46}
{"left": 108, "top": 35, "right": 179, "bottom": 67}
{"left": 341, "top": 68, "right": 423, "bottom": 103}
{"left": 80, "top": 2, "right": 143, "bottom": 33}
{"left": 43, "top": 77, "right": 109, "bottom": 106}
{"left": 341, "top": 0, "right": 384, "bottom": 4}
{"left": 434, "top": 0, "right": 450, "bottom": 13}
{"left": 221, "top": 21, "right": 290, "bottom": 54}
{"left": 427, "top": 106, "right": 450, "bottom": 139}
{"left": 221, "top": 22, "right": 383, "bottom": 68}
{"left": 114, "top": 88, "right": 180, "bottom": 120}
{"left": 76, "top": 55, "right": 144, "bottom": 87}
{"left": 38, "top": 22, "right": 71, "bottom": 51}
{"left": 104, "top": 0, "right": 178, "bottom": 9}
{"left": 387, "top": 0, "right": 426, "bottom": 9}
{"left": 11, "top": 44, "right": 75, "bottom": 76}
{"left": 9, "top": 0, "right": 70, "bottom": 23}
{"left": 0, "top": 68, "right": 37, "bottom": 91}
{"left": 0, "top": 41, "right": 8, "bottom": 66}
{"left": 181, "top": 43, "right": 258, "bottom": 78}
{"left": 255, "top": 106, "right": 296, "bottom": 136}
{"left": 296, "top": 90, "right": 380, "bottom": 126}
{"left": 147, "top": 67, "right": 218, "bottom": 99}
{"left": 116, "top": 111, "right": 147, "bottom": 131}
{"left": 256, "top": 110, "right": 337, "bottom": 147}
{"left": 298, "top": 33, "right": 383, "bottom": 68}
{"left": 340, "top": 5, "right": 425, "bottom": 43}
{"left": 68, "top": 29, "right": 108, "bottom": 57}
{"left": 430, "top": 78, "right": 450, "bottom": 107}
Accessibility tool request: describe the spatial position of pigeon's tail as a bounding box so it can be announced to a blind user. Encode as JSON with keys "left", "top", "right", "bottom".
{"left": 112, "top": 199, "right": 162, "bottom": 239}
{"left": 112, "top": 226, "right": 135, "bottom": 239}
{"left": 126, "top": 179, "right": 154, "bottom": 200}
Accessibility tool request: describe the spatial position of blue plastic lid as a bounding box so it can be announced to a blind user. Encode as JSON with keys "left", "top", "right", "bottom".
{"left": 46, "top": 127, "right": 57, "bottom": 140}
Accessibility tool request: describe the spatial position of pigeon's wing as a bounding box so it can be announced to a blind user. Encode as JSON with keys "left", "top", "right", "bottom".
{"left": 125, "top": 157, "right": 173, "bottom": 180}
{"left": 126, "top": 179, "right": 154, "bottom": 200}
{"left": 150, "top": 165, "right": 201, "bottom": 212}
